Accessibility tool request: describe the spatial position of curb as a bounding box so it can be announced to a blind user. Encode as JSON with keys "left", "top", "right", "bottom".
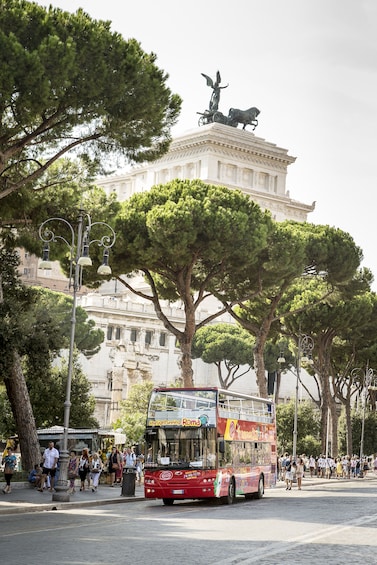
{"left": 0, "top": 495, "right": 145, "bottom": 515}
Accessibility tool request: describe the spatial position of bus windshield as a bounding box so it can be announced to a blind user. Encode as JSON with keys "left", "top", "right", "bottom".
{"left": 145, "top": 389, "right": 218, "bottom": 468}
{"left": 146, "top": 427, "right": 217, "bottom": 469}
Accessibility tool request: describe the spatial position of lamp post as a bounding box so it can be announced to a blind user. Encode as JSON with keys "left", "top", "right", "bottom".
{"left": 38, "top": 210, "right": 116, "bottom": 502}
{"left": 279, "top": 334, "right": 314, "bottom": 461}
{"left": 350, "top": 365, "right": 377, "bottom": 478}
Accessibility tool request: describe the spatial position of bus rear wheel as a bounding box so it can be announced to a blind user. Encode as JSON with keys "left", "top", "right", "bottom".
{"left": 253, "top": 476, "right": 264, "bottom": 499}
{"left": 224, "top": 478, "right": 235, "bottom": 504}
{"left": 162, "top": 498, "right": 174, "bottom": 506}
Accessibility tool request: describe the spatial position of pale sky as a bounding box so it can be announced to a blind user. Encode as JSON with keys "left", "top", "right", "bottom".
{"left": 35, "top": 0, "right": 377, "bottom": 287}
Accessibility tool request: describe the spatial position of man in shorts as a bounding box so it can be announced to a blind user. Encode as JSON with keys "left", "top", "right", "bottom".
{"left": 38, "top": 441, "right": 59, "bottom": 492}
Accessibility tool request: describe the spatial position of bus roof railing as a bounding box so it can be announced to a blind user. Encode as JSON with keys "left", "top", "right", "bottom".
{"left": 151, "top": 387, "right": 273, "bottom": 406}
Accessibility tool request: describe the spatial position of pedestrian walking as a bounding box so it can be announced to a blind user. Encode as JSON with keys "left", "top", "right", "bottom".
{"left": 335, "top": 458, "right": 343, "bottom": 479}
{"left": 108, "top": 447, "right": 121, "bottom": 487}
{"left": 281, "top": 453, "right": 291, "bottom": 482}
{"left": 285, "top": 457, "right": 293, "bottom": 490}
{"left": 373, "top": 454, "right": 377, "bottom": 474}
{"left": 124, "top": 447, "right": 136, "bottom": 468}
{"left": 2, "top": 447, "right": 17, "bottom": 494}
{"left": 308, "top": 455, "right": 316, "bottom": 477}
{"left": 39, "top": 441, "right": 59, "bottom": 492}
{"left": 135, "top": 454, "right": 144, "bottom": 484}
{"left": 89, "top": 452, "right": 103, "bottom": 492}
{"left": 78, "top": 448, "right": 90, "bottom": 491}
{"left": 296, "top": 457, "right": 304, "bottom": 490}
{"left": 68, "top": 450, "right": 79, "bottom": 494}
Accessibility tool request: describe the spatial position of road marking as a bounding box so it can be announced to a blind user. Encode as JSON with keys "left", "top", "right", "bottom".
{"left": 216, "top": 513, "right": 377, "bottom": 564}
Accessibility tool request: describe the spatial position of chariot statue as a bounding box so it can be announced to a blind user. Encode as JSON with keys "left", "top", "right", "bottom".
{"left": 197, "top": 70, "right": 259, "bottom": 131}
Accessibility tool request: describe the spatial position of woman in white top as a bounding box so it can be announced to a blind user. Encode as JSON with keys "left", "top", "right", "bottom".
{"left": 89, "top": 452, "right": 102, "bottom": 492}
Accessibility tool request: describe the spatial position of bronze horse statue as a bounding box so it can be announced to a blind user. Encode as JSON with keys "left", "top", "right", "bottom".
{"left": 227, "top": 107, "right": 260, "bottom": 130}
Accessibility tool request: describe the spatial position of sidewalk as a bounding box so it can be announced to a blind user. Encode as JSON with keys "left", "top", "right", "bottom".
{"left": 273, "top": 472, "right": 377, "bottom": 490}
{"left": 0, "top": 481, "right": 145, "bottom": 515}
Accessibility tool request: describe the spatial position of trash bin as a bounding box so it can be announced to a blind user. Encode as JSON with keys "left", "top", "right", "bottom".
{"left": 121, "top": 466, "right": 136, "bottom": 497}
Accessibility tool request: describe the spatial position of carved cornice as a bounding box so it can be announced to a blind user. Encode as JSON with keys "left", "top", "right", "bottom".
{"left": 161, "top": 123, "right": 296, "bottom": 167}
{"left": 98, "top": 124, "right": 297, "bottom": 184}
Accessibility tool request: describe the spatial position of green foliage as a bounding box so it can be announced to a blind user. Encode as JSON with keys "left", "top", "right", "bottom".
{"left": 1, "top": 354, "right": 98, "bottom": 431}
{"left": 0, "top": 255, "right": 102, "bottom": 430}
{"left": 0, "top": 385, "right": 15, "bottom": 438}
{"left": 0, "top": 0, "right": 181, "bottom": 199}
{"left": 7, "top": 161, "right": 122, "bottom": 290}
{"left": 264, "top": 339, "right": 294, "bottom": 373}
{"left": 0, "top": 249, "right": 37, "bottom": 374}
{"left": 192, "top": 323, "right": 254, "bottom": 389}
{"left": 23, "top": 289, "right": 102, "bottom": 426}
{"left": 24, "top": 287, "right": 104, "bottom": 360}
{"left": 298, "top": 435, "right": 321, "bottom": 457}
{"left": 276, "top": 400, "right": 321, "bottom": 455}
{"left": 114, "top": 382, "right": 154, "bottom": 446}
{"left": 28, "top": 354, "right": 98, "bottom": 429}
{"left": 338, "top": 409, "right": 377, "bottom": 456}
{"left": 284, "top": 222, "right": 363, "bottom": 285}
{"left": 237, "top": 222, "right": 363, "bottom": 337}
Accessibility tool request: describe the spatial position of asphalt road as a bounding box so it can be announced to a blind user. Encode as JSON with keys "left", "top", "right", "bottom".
{"left": 1, "top": 478, "right": 376, "bottom": 564}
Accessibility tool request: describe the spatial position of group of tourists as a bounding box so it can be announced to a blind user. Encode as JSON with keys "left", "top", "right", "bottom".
{"left": 66, "top": 447, "right": 104, "bottom": 493}
{"left": 2, "top": 440, "right": 144, "bottom": 496}
{"left": 279, "top": 454, "right": 305, "bottom": 490}
{"left": 107, "top": 446, "right": 144, "bottom": 487}
{"left": 278, "top": 452, "right": 377, "bottom": 490}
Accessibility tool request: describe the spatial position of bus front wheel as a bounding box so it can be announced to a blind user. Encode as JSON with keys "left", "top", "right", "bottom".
{"left": 162, "top": 498, "right": 174, "bottom": 506}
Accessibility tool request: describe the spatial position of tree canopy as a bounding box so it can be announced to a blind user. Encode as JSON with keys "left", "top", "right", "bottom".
{"left": 111, "top": 179, "right": 272, "bottom": 386}
{"left": 228, "top": 221, "right": 363, "bottom": 397}
{"left": 192, "top": 323, "right": 254, "bottom": 389}
{"left": 0, "top": 0, "right": 181, "bottom": 200}
{"left": 279, "top": 268, "right": 376, "bottom": 456}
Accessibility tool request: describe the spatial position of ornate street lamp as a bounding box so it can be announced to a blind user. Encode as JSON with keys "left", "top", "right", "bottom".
{"left": 350, "top": 365, "right": 377, "bottom": 478}
{"left": 278, "top": 333, "right": 314, "bottom": 461}
{"left": 38, "top": 210, "right": 116, "bottom": 502}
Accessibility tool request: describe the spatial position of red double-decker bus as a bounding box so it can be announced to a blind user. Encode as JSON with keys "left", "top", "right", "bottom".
{"left": 143, "top": 387, "right": 277, "bottom": 505}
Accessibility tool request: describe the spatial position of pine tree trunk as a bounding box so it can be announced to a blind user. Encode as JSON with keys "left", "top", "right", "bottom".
{"left": 4, "top": 350, "right": 41, "bottom": 471}
{"left": 254, "top": 342, "right": 268, "bottom": 398}
{"left": 330, "top": 399, "right": 338, "bottom": 458}
{"left": 179, "top": 340, "right": 194, "bottom": 387}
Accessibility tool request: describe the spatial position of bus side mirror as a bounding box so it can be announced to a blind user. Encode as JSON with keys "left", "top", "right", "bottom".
{"left": 219, "top": 440, "right": 225, "bottom": 454}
